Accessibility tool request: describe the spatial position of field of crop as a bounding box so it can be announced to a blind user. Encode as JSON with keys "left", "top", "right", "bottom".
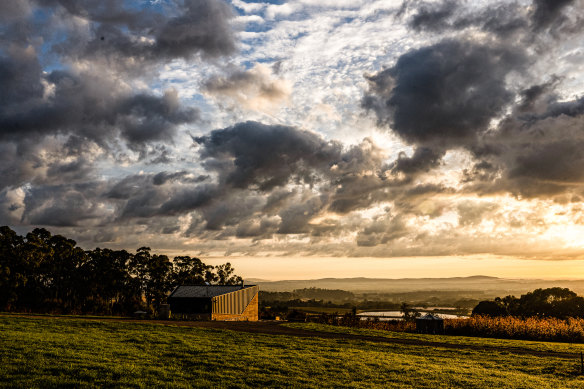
{"left": 446, "top": 315, "right": 584, "bottom": 342}
{"left": 2, "top": 314, "right": 584, "bottom": 388}
{"left": 309, "top": 313, "right": 584, "bottom": 343}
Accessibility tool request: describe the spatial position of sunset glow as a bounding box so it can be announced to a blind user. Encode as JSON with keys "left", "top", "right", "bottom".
{"left": 2, "top": 0, "right": 584, "bottom": 280}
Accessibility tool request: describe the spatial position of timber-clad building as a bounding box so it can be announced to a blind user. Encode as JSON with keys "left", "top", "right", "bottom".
{"left": 168, "top": 284, "right": 259, "bottom": 321}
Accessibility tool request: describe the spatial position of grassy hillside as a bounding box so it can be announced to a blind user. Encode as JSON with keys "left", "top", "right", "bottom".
{"left": 1, "top": 315, "right": 584, "bottom": 388}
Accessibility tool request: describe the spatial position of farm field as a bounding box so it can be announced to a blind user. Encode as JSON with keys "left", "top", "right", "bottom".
{"left": 287, "top": 306, "right": 354, "bottom": 314}
{"left": 1, "top": 315, "right": 584, "bottom": 388}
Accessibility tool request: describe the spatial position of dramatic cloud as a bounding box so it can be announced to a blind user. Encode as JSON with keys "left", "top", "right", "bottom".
{"left": 0, "top": 0, "right": 236, "bottom": 193}
{"left": 363, "top": 39, "right": 524, "bottom": 148}
{"left": 195, "top": 121, "right": 342, "bottom": 190}
{"left": 531, "top": 0, "right": 575, "bottom": 31}
{"left": 4, "top": 0, "right": 584, "bottom": 270}
{"left": 51, "top": 0, "right": 236, "bottom": 68}
{"left": 408, "top": 0, "right": 458, "bottom": 32}
{"left": 407, "top": 1, "right": 528, "bottom": 38}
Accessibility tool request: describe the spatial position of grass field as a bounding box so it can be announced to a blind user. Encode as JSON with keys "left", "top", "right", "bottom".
{"left": 1, "top": 315, "right": 584, "bottom": 388}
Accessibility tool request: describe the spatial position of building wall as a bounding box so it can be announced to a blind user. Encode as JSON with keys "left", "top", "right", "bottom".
{"left": 211, "top": 285, "right": 259, "bottom": 315}
{"left": 212, "top": 292, "right": 259, "bottom": 321}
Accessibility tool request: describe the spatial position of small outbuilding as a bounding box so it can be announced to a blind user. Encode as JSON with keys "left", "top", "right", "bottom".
{"left": 415, "top": 313, "right": 444, "bottom": 334}
{"left": 168, "top": 284, "right": 259, "bottom": 321}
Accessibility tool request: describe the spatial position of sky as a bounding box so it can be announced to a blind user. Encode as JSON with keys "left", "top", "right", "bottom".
{"left": 2, "top": 0, "right": 584, "bottom": 280}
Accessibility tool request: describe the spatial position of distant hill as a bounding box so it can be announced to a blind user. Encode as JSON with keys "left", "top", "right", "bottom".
{"left": 254, "top": 276, "right": 584, "bottom": 295}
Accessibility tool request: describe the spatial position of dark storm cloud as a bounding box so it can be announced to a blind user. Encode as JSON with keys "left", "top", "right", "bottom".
{"left": 263, "top": 189, "right": 295, "bottom": 214}
{"left": 392, "top": 147, "right": 443, "bottom": 175}
{"left": 409, "top": 0, "right": 457, "bottom": 32}
{"left": 46, "top": 157, "right": 94, "bottom": 182}
{"left": 517, "top": 78, "right": 560, "bottom": 113}
{"left": 531, "top": 0, "right": 575, "bottom": 31}
{"left": 21, "top": 183, "right": 107, "bottom": 227}
{"left": 106, "top": 173, "right": 218, "bottom": 220}
{"left": 356, "top": 213, "right": 408, "bottom": 247}
{"left": 195, "top": 121, "right": 342, "bottom": 190}
{"left": 235, "top": 217, "right": 279, "bottom": 239}
{"left": 200, "top": 193, "right": 263, "bottom": 231}
{"left": 364, "top": 0, "right": 584, "bottom": 202}
{"left": 405, "top": 0, "right": 584, "bottom": 40}
{"left": 459, "top": 91, "right": 584, "bottom": 198}
{"left": 195, "top": 122, "right": 403, "bottom": 222}
{"left": 539, "top": 96, "right": 584, "bottom": 119}
{"left": 152, "top": 171, "right": 209, "bottom": 186}
{"left": 0, "top": 67, "right": 198, "bottom": 148}
{"left": 407, "top": 1, "right": 528, "bottom": 38}
{"left": 0, "top": 47, "right": 44, "bottom": 107}
{"left": 48, "top": 0, "right": 236, "bottom": 65}
{"left": 363, "top": 40, "right": 524, "bottom": 148}
{"left": 509, "top": 140, "right": 584, "bottom": 184}
{"left": 0, "top": 1, "right": 31, "bottom": 21}
{"left": 155, "top": 0, "right": 236, "bottom": 59}
{"left": 328, "top": 175, "right": 388, "bottom": 214}
{"left": 158, "top": 185, "right": 219, "bottom": 217}
{"left": 277, "top": 195, "right": 327, "bottom": 234}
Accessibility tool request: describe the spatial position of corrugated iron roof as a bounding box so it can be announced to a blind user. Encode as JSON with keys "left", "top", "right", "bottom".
{"left": 417, "top": 313, "right": 444, "bottom": 320}
{"left": 169, "top": 285, "right": 255, "bottom": 298}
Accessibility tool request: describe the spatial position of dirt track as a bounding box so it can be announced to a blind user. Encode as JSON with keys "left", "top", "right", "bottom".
{"left": 4, "top": 313, "right": 580, "bottom": 360}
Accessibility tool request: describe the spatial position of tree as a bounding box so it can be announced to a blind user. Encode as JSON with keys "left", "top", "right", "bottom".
{"left": 400, "top": 302, "right": 420, "bottom": 321}
{"left": 20, "top": 228, "right": 55, "bottom": 311}
{"left": 516, "top": 288, "right": 581, "bottom": 318}
{"left": 129, "top": 247, "right": 172, "bottom": 312}
{"left": 171, "top": 256, "right": 215, "bottom": 286}
{"left": 472, "top": 288, "right": 584, "bottom": 319}
{"left": 0, "top": 227, "right": 244, "bottom": 315}
{"left": 472, "top": 300, "right": 507, "bottom": 317}
{"left": 84, "top": 248, "right": 136, "bottom": 313}
{"left": 215, "top": 262, "right": 243, "bottom": 285}
{"left": 0, "top": 226, "right": 25, "bottom": 310}
{"left": 46, "top": 234, "right": 87, "bottom": 312}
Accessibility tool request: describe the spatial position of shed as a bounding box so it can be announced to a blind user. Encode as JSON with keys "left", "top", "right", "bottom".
{"left": 167, "top": 284, "right": 259, "bottom": 321}
{"left": 415, "top": 313, "right": 444, "bottom": 334}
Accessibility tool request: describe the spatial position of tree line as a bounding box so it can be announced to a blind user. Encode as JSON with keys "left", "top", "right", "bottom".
{"left": 0, "top": 226, "right": 242, "bottom": 315}
{"left": 261, "top": 288, "right": 355, "bottom": 303}
{"left": 472, "top": 287, "right": 584, "bottom": 319}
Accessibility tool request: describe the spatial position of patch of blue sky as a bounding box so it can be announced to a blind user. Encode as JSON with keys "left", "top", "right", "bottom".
{"left": 185, "top": 93, "right": 212, "bottom": 108}
{"left": 243, "top": 20, "right": 274, "bottom": 33}
{"left": 39, "top": 36, "right": 69, "bottom": 72}
{"left": 236, "top": 59, "right": 257, "bottom": 70}
{"left": 255, "top": 57, "right": 283, "bottom": 65}
{"left": 331, "top": 16, "right": 357, "bottom": 30}
{"left": 244, "top": 0, "right": 286, "bottom": 5}
{"left": 130, "top": 0, "right": 176, "bottom": 15}
{"left": 31, "top": 6, "right": 51, "bottom": 25}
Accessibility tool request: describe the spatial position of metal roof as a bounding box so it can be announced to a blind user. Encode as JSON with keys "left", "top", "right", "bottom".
{"left": 169, "top": 285, "right": 256, "bottom": 298}
{"left": 417, "top": 313, "right": 444, "bottom": 321}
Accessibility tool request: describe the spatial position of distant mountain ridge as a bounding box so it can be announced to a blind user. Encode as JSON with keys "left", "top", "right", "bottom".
{"left": 253, "top": 276, "right": 584, "bottom": 294}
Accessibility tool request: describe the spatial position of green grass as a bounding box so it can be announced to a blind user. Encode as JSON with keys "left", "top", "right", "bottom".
{"left": 285, "top": 322, "right": 584, "bottom": 354}
{"left": 1, "top": 315, "right": 583, "bottom": 388}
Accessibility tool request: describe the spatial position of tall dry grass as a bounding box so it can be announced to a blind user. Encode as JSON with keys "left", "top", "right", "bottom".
{"left": 445, "top": 315, "right": 584, "bottom": 342}
{"left": 310, "top": 313, "right": 584, "bottom": 342}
